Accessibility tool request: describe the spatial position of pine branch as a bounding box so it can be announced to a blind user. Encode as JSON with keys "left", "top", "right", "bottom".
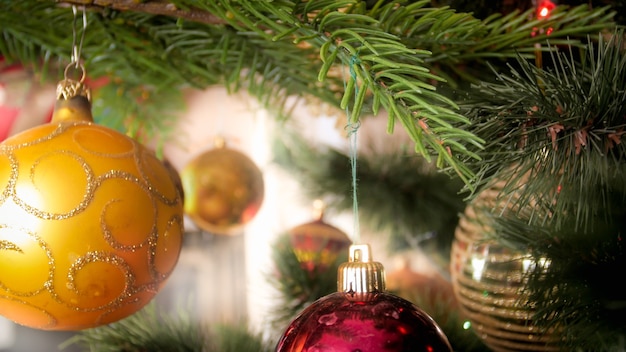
{"left": 61, "top": 303, "right": 209, "bottom": 352}
{"left": 458, "top": 30, "right": 626, "bottom": 231}
{"left": 61, "top": 302, "right": 272, "bottom": 352}
{"left": 372, "top": 2, "right": 616, "bottom": 85}
{"left": 456, "top": 29, "right": 626, "bottom": 350}
{"left": 190, "top": 0, "right": 485, "bottom": 184}
{"left": 0, "top": 1, "right": 618, "bottom": 184}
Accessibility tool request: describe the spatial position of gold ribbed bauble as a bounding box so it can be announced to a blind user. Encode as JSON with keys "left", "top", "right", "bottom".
{"left": 181, "top": 138, "right": 264, "bottom": 235}
{"left": 450, "top": 181, "right": 560, "bottom": 352}
{"left": 0, "top": 81, "right": 184, "bottom": 330}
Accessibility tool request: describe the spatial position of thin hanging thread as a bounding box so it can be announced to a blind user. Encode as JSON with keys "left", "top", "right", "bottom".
{"left": 71, "top": 5, "right": 87, "bottom": 68}
{"left": 57, "top": 5, "right": 90, "bottom": 102}
{"left": 343, "top": 53, "right": 362, "bottom": 244}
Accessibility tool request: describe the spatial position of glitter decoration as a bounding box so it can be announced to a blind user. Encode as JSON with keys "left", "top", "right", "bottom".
{"left": 0, "top": 93, "right": 184, "bottom": 330}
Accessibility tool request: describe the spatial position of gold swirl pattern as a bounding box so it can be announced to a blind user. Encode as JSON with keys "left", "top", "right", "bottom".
{"left": 0, "top": 121, "right": 184, "bottom": 331}
{"left": 0, "top": 226, "right": 54, "bottom": 296}
{"left": 0, "top": 240, "right": 22, "bottom": 252}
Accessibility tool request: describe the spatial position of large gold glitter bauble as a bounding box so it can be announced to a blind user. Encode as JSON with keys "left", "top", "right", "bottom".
{"left": 450, "top": 181, "right": 560, "bottom": 352}
{"left": 0, "top": 92, "right": 184, "bottom": 330}
{"left": 181, "top": 138, "right": 264, "bottom": 235}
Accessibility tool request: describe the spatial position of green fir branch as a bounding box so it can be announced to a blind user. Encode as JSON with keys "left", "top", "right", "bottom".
{"left": 457, "top": 29, "right": 626, "bottom": 350}
{"left": 61, "top": 303, "right": 209, "bottom": 352}
{"left": 209, "top": 325, "right": 273, "bottom": 352}
{"left": 91, "top": 81, "right": 185, "bottom": 149}
{"left": 457, "top": 30, "right": 626, "bottom": 232}
{"left": 61, "top": 303, "right": 272, "bottom": 352}
{"left": 1, "top": 1, "right": 618, "bottom": 184}
{"left": 375, "top": 2, "right": 615, "bottom": 85}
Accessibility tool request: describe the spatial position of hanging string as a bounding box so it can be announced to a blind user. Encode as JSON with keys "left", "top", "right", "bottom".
{"left": 343, "top": 53, "right": 362, "bottom": 244}
{"left": 71, "top": 5, "right": 87, "bottom": 68}
{"left": 58, "top": 5, "right": 90, "bottom": 102}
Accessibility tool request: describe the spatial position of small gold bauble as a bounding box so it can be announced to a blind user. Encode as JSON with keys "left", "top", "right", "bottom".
{"left": 181, "top": 142, "right": 264, "bottom": 235}
{"left": 0, "top": 119, "right": 184, "bottom": 330}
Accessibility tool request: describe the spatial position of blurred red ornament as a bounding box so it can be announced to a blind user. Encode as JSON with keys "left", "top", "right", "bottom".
{"left": 0, "top": 60, "right": 54, "bottom": 141}
{"left": 288, "top": 200, "right": 352, "bottom": 272}
{"left": 180, "top": 137, "right": 264, "bottom": 235}
{"left": 276, "top": 244, "right": 453, "bottom": 352}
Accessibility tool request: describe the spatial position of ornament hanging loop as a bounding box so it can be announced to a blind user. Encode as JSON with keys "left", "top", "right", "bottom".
{"left": 53, "top": 63, "right": 92, "bottom": 122}
{"left": 52, "top": 5, "right": 92, "bottom": 122}
{"left": 56, "top": 5, "right": 91, "bottom": 102}
{"left": 57, "top": 62, "right": 90, "bottom": 101}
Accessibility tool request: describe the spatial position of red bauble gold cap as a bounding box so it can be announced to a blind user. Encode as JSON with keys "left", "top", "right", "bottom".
{"left": 276, "top": 244, "right": 454, "bottom": 352}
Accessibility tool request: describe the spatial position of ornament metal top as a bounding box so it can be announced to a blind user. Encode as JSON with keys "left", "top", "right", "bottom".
{"left": 0, "top": 64, "right": 184, "bottom": 330}
{"left": 275, "top": 244, "right": 454, "bottom": 352}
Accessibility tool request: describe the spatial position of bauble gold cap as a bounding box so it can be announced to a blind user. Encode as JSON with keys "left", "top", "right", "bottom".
{"left": 337, "top": 244, "right": 386, "bottom": 301}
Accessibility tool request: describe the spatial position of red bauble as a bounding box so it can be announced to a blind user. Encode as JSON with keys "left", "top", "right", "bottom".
{"left": 276, "top": 291, "right": 452, "bottom": 352}
{"left": 276, "top": 244, "right": 453, "bottom": 352}
{"left": 288, "top": 202, "right": 352, "bottom": 272}
{"left": 0, "top": 61, "right": 54, "bottom": 141}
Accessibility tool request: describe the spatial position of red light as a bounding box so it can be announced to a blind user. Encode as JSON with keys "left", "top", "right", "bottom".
{"left": 536, "top": 0, "right": 556, "bottom": 19}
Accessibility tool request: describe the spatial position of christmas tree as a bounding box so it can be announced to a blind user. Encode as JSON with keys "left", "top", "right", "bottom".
{"left": 1, "top": 0, "right": 625, "bottom": 351}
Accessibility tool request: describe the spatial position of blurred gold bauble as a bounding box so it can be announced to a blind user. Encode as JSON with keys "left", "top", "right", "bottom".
{"left": 181, "top": 139, "right": 264, "bottom": 235}
{"left": 0, "top": 95, "right": 184, "bottom": 330}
